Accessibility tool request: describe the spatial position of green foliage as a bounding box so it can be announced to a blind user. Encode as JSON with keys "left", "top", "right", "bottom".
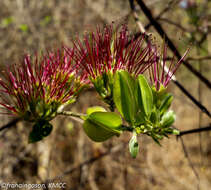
{"left": 159, "top": 94, "right": 173, "bottom": 116}
{"left": 160, "top": 110, "right": 176, "bottom": 128}
{"left": 23, "top": 69, "right": 177, "bottom": 157}
{"left": 29, "top": 120, "right": 53, "bottom": 143}
{"left": 86, "top": 106, "right": 106, "bottom": 115}
{"left": 92, "top": 72, "right": 114, "bottom": 109}
{"left": 129, "top": 132, "right": 139, "bottom": 158}
{"left": 137, "top": 75, "right": 153, "bottom": 117}
{"left": 23, "top": 100, "right": 59, "bottom": 122}
{"left": 83, "top": 110, "right": 122, "bottom": 142}
{"left": 111, "top": 71, "right": 178, "bottom": 156}
{"left": 113, "top": 70, "right": 138, "bottom": 125}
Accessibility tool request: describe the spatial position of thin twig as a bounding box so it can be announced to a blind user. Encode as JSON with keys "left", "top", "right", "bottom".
{"left": 187, "top": 56, "right": 211, "bottom": 61}
{"left": 158, "top": 18, "right": 190, "bottom": 32}
{"left": 163, "top": 56, "right": 211, "bottom": 62}
{"left": 173, "top": 80, "right": 211, "bottom": 117}
{"left": 133, "top": 0, "right": 180, "bottom": 40}
{"left": 0, "top": 118, "right": 21, "bottom": 132}
{"left": 45, "top": 143, "right": 125, "bottom": 183}
{"left": 179, "top": 137, "right": 200, "bottom": 189}
{"left": 135, "top": 0, "right": 211, "bottom": 89}
{"left": 57, "top": 110, "right": 86, "bottom": 118}
{"left": 129, "top": 0, "right": 211, "bottom": 118}
{"left": 145, "top": 0, "right": 179, "bottom": 30}
{"left": 177, "top": 124, "right": 211, "bottom": 137}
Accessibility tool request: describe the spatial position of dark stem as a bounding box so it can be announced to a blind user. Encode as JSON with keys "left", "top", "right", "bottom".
{"left": 121, "top": 125, "right": 134, "bottom": 132}
{"left": 128, "top": 0, "right": 211, "bottom": 118}
{"left": 145, "top": 0, "right": 179, "bottom": 30}
{"left": 177, "top": 124, "right": 211, "bottom": 137}
{"left": 135, "top": 0, "right": 211, "bottom": 89}
{"left": 109, "top": 102, "right": 115, "bottom": 112}
{"left": 173, "top": 80, "right": 211, "bottom": 118}
{"left": 0, "top": 118, "right": 21, "bottom": 132}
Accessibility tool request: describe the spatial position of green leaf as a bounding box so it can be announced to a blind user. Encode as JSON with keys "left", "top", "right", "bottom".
{"left": 134, "top": 111, "right": 145, "bottom": 125}
{"left": 149, "top": 109, "right": 160, "bottom": 125}
{"left": 151, "top": 134, "right": 161, "bottom": 146}
{"left": 159, "top": 93, "right": 173, "bottom": 116}
{"left": 28, "top": 120, "right": 53, "bottom": 143}
{"left": 113, "top": 70, "right": 138, "bottom": 124}
{"left": 83, "top": 112, "right": 122, "bottom": 142}
{"left": 137, "top": 75, "right": 153, "bottom": 117}
{"left": 129, "top": 132, "right": 139, "bottom": 158}
{"left": 86, "top": 106, "right": 106, "bottom": 115}
{"left": 172, "top": 129, "right": 180, "bottom": 135}
{"left": 160, "top": 110, "right": 176, "bottom": 128}
{"left": 83, "top": 119, "right": 117, "bottom": 142}
{"left": 89, "top": 112, "right": 122, "bottom": 132}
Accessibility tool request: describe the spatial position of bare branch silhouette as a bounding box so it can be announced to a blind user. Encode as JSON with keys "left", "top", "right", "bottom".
{"left": 158, "top": 18, "right": 190, "bottom": 32}
{"left": 0, "top": 118, "right": 21, "bottom": 132}
{"left": 178, "top": 124, "right": 211, "bottom": 137}
{"left": 128, "top": 0, "right": 211, "bottom": 118}
{"left": 135, "top": 0, "right": 211, "bottom": 89}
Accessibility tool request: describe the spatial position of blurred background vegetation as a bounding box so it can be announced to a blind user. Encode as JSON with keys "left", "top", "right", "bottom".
{"left": 0, "top": 0, "right": 210, "bottom": 189}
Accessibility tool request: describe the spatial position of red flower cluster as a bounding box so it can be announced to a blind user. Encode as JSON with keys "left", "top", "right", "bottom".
{"left": 72, "top": 25, "right": 187, "bottom": 92}
{"left": 148, "top": 44, "right": 188, "bottom": 91}
{"left": 0, "top": 24, "right": 188, "bottom": 120}
{"left": 0, "top": 49, "right": 86, "bottom": 121}
{"left": 72, "top": 25, "right": 154, "bottom": 79}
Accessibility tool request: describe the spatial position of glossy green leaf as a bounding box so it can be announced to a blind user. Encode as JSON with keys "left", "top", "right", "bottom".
{"left": 83, "top": 112, "right": 122, "bottom": 142}
{"left": 160, "top": 110, "right": 176, "bottom": 128}
{"left": 86, "top": 106, "right": 106, "bottom": 115}
{"left": 29, "top": 120, "right": 53, "bottom": 143}
{"left": 137, "top": 75, "right": 153, "bottom": 117}
{"left": 89, "top": 112, "right": 122, "bottom": 132}
{"left": 83, "top": 119, "right": 116, "bottom": 142}
{"left": 113, "top": 70, "right": 137, "bottom": 124}
{"left": 159, "top": 93, "right": 173, "bottom": 116}
{"left": 129, "top": 132, "right": 139, "bottom": 158}
{"left": 149, "top": 109, "right": 160, "bottom": 125}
